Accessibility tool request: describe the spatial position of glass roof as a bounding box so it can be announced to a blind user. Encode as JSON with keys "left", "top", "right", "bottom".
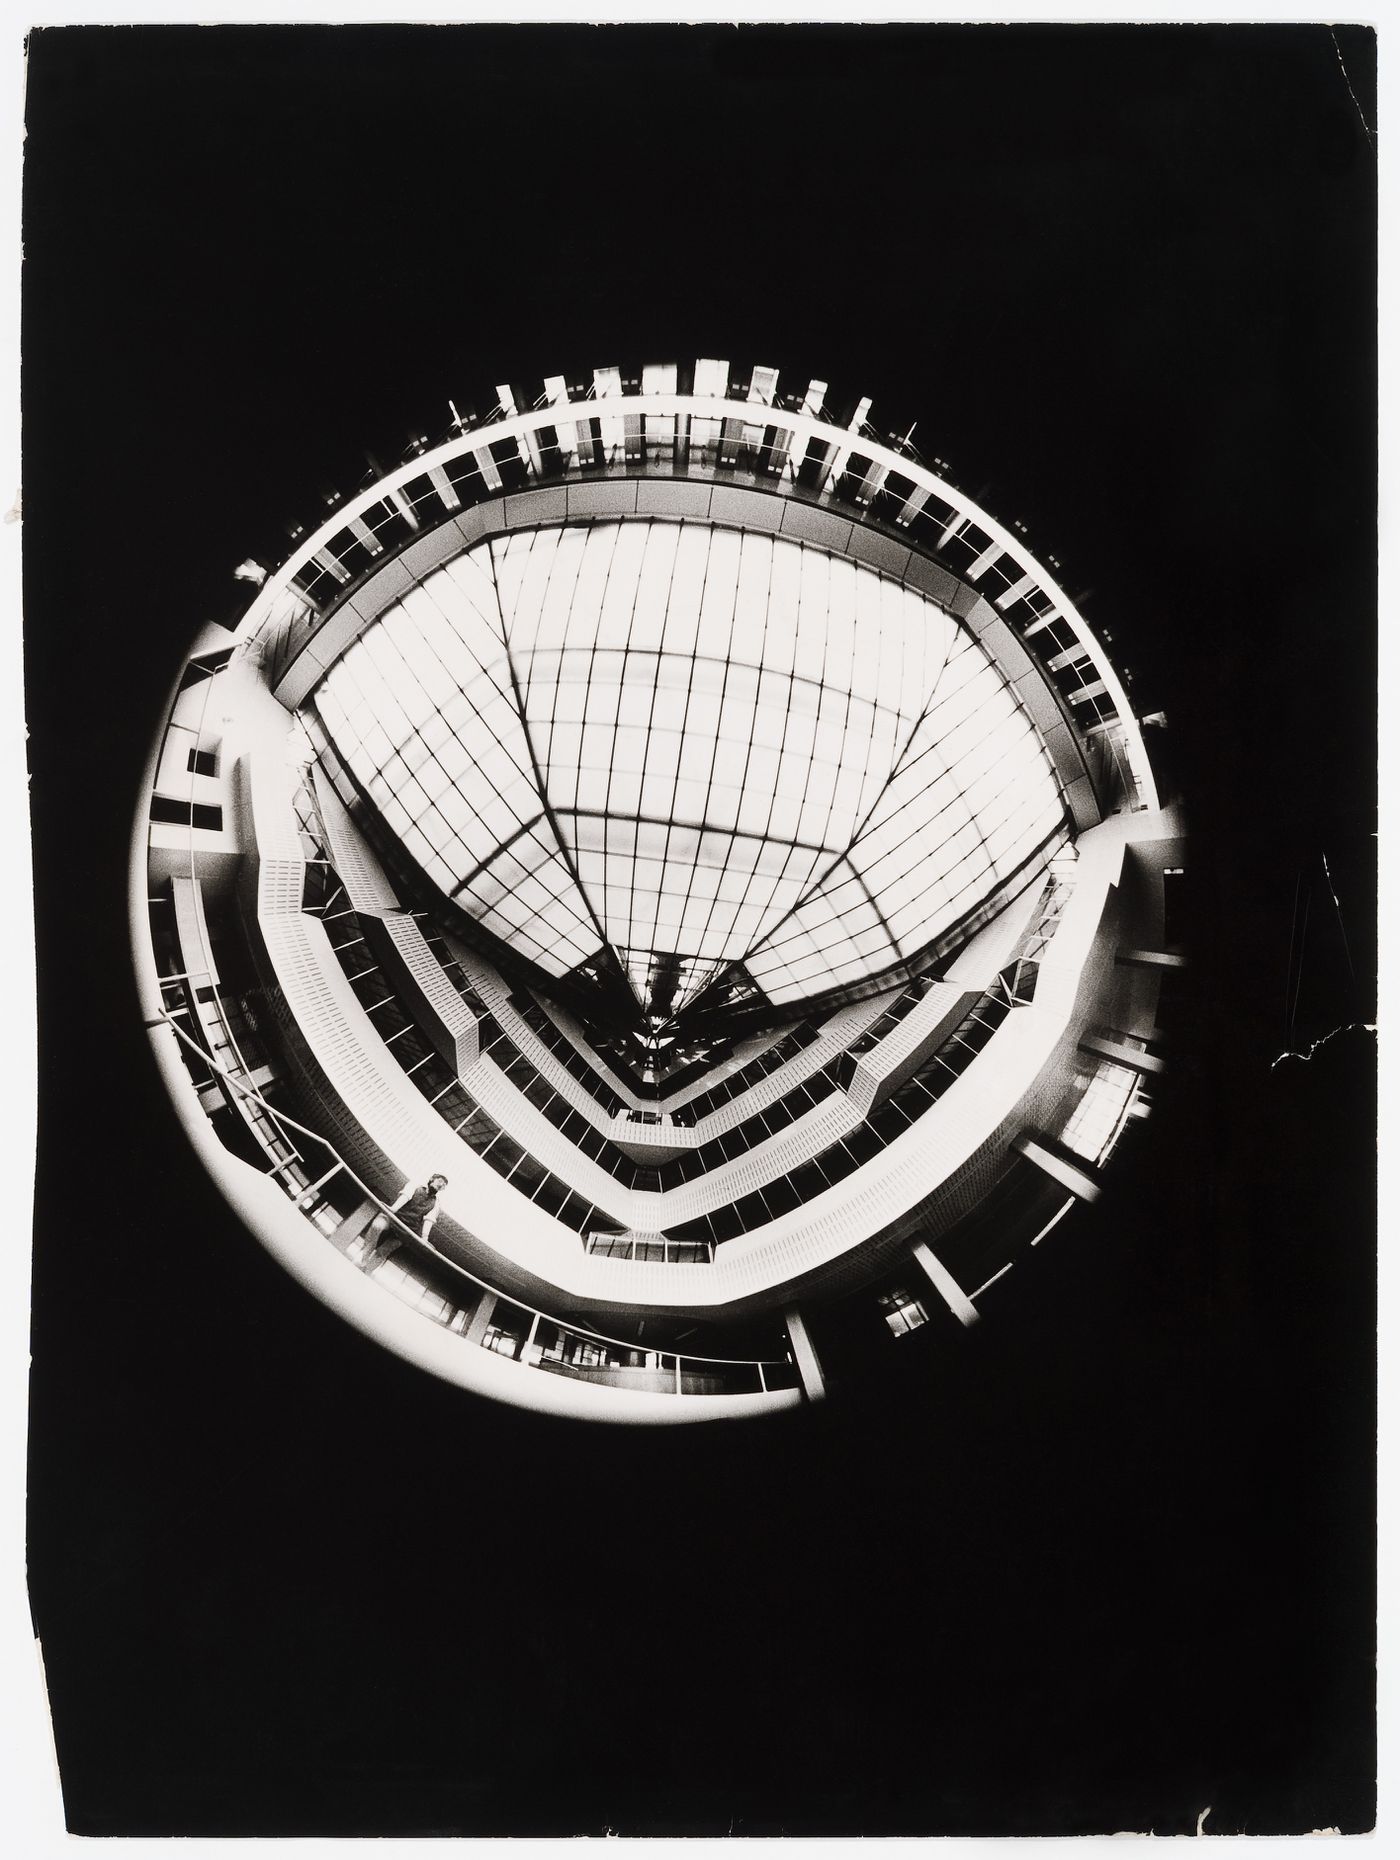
{"left": 310, "top": 519, "right": 1067, "bottom": 1017}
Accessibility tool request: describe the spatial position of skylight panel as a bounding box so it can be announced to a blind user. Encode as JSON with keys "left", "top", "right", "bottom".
{"left": 594, "top": 522, "right": 647, "bottom": 650}
{"left": 792, "top": 549, "right": 831, "bottom": 683}
{"left": 564, "top": 526, "right": 614, "bottom": 647}
{"left": 733, "top": 530, "right": 774, "bottom": 643}
{"left": 760, "top": 540, "right": 802, "bottom": 672}
{"left": 310, "top": 515, "right": 1067, "bottom": 1019}
{"left": 630, "top": 523, "right": 680, "bottom": 653}
{"left": 527, "top": 525, "right": 587, "bottom": 656}
{"left": 694, "top": 529, "right": 741, "bottom": 658}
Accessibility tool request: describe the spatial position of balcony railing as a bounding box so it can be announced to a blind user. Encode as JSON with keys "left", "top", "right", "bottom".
{"left": 137, "top": 646, "right": 796, "bottom": 1400}
{"left": 158, "top": 1007, "right": 797, "bottom": 1399}
{"left": 235, "top": 363, "right": 1159, "bottom": 820}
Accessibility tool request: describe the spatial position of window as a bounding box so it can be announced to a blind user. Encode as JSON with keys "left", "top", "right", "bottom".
{"left": 1060, "top": 1060, "right": 1139, "bottom": 1165}
{"left": 150, "top": 796, "right": 224, "bottom": 831}
{"left": 878, "top": 1288, "right": 930, "bottom": 1339}
{"left": 186, "top": 747, "right": 218, "bottom": 776}
{"left": 176, "top": 647, "right": 234, "bottom": 692}
{"left": 1162, "top": 866, "right": 1186, "bottom": 946}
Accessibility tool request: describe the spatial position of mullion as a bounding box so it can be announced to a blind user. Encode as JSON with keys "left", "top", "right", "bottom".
{"left": 678, "top": 535, "right": 757, "bottom": 988}
{"left": 624, "top": 522, "right": 683, "bottom": 990}
{"left": 657, "top": 527, "right": 736, "bottom": 1001}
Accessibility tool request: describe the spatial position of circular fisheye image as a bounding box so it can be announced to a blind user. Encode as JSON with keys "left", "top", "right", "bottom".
{"left": 131, "top": 360, "right": 1183, "bottom": 1422}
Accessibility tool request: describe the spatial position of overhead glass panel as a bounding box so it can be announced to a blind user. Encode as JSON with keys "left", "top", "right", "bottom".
{"left": 310, "top": 519, "right": 1068, "bottom": 1020}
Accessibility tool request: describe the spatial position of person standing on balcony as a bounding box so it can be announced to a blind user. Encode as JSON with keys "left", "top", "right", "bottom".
{"left": 363, "top": 1173, "right": 449, "bottom": 1271}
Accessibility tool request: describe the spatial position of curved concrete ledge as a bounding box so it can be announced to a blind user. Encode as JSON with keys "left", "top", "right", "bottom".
{"left": 243, "top": 703, "right": 1147, "bottom": 1313}
{"left": 267, "top": 476, "right": 1102, "bottom": 825}
{"left": 143, "top": 1031, "right": 798, "bottom": 1424}
{"left": 229, "top": 374, "right": 1155, "bottom": 815}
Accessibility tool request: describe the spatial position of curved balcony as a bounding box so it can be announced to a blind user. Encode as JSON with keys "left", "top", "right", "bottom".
{"left": 232, "top": 361, "right": 1156, "bottom": 829}
{"left": 131, "top": 630, "right": 802, "bottom": 1422}
{"left": 131, "top": 364, "right": 1185, "bottom": 1417}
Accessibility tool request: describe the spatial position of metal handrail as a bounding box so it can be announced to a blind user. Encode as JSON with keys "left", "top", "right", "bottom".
{"left": 230, "top": 373, "right": 1158, "bottom": 815}
{"left": 156, "top": 1006, "right": 791, "bottom": 1375}
{"left": 160, "top": 638, "right": 279, "bottom": 1129}
{"left": 276, "top": 468, "right": 1145, "bottom": 831}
